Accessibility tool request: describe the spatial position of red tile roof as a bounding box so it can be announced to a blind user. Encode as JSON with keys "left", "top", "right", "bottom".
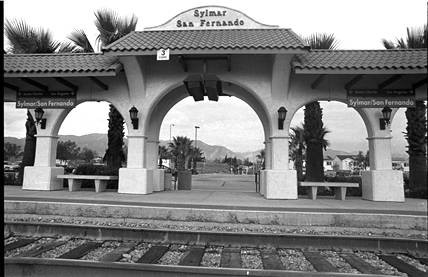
{"left": 103, "top": 29, "right": 308, "bottom": 54}
{"left": 4, "top": 53, "right": 121, "bottom": 76}
{"left": 293, "top": 49, "right": 427, "bottom": 73}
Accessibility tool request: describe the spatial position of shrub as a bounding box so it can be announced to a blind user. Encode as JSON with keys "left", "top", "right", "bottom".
{"left": 72, "top": 163, "right": 119, "bottom": 189}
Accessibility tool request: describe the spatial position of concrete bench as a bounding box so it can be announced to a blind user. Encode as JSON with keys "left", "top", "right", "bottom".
{"left": 300, "top": 182, "right": 359, "bottom": 200}
{"left": 57, "top": 175, "right": 118, "bottom": 193}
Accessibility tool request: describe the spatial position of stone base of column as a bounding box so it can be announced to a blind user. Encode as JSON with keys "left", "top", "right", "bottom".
{"left": 152, "top": 169, "right": 165, "bottom": 191}
{"left": 264, "top": 169, "right": 297, "bottom": 199}
{"left": 259, "top": 170, "right": 266, "bottom": 196}
{"left": 118, "top": 168, "right": 153, "bottom": 194}
{"left": 22, "top": 166, "right": 64, "bottom": 191}
{"left": 362, "top": 170, "right": 404, "bottom": 202}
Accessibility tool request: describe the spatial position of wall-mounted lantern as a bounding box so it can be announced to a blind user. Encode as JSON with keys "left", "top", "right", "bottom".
{"left": 34, "top": 107, "right": 46, "bottom": 129}
{"left": 129, "top": 106, "right": 139, "bottom": 129}
{"left": 379, "top": 106, "right": 392, "bottom": 130}
{"left": 184, "top": 75, "right": 204, "bottom": 101}
{"left": 277, "top": 106, "right": 287, "bottom": 130}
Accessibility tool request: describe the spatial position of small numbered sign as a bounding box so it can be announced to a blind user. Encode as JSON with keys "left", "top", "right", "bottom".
{"left": 157, "top": 49, "right": 170, "bottom": 60}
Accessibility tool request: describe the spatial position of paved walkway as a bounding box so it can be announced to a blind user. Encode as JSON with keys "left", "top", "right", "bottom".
{"left": 4, "top": 183, "right": 427, "bottom": 216}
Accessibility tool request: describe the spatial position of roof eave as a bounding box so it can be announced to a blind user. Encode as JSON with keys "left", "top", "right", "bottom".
{"left": 103, "top": 48, "right": 309, "bottom": 56}
{"left": 4, "top": 70, "right": 119, "bottom": 78}
{"left": 293, "top": 68, "right": 428, "bottom": 75}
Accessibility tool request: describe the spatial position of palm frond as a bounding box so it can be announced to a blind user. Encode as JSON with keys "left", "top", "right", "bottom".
{"left": 5, "top": 19, "right": 38, "bottom": 53}
{"left": 304, "top": 33, "right": 339, "bottom": 50}
{"left": 57, "top": 42, "right": 81, "bottom": 53}
{"left": 94, "top": 9, "right": 119, "bottom": 48}
{"left": 381, "top": 39, "right": 396, "bottom": 49}
{"left": 68, "top": 29, "right": 94, "bottom": 53}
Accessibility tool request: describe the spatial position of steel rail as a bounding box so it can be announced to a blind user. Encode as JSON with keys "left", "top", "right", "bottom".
{"left": 5, "top": 257, "right": 389, "bottom": 277}
{"left": 5, "top": 221, "right": 428, "bottom": 255}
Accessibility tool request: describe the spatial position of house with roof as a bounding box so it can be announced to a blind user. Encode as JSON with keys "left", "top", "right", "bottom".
{"left": 333, "top": 155, "right": 357, "bottom": 171}
{"left": 323, "top": 155, "right": 334, "bottom": 171}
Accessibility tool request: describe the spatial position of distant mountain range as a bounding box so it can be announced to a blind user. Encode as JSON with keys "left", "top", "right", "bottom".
{"left": 4, "top": 133, "right": 407, "bottom": 161}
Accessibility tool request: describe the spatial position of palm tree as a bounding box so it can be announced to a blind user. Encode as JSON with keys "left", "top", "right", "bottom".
{"left": 168, "top": 136, "right": 193, "bottom": 171}
{"left": 290, "top": 126, "right": 306, "bottom": 181}
{"left": 4, "top": 19, "right": 77, "bottom": 184}
{"left": 382, "top": 25, "right": 427, "bottom": 196}
{"left": 103, "top": 106, "right": 126, "bottom": 172}
{"left": 190, "top": 147, "right": 205, "bottom": 171}
{"left": 256, "top": 149, "right": 265, "bottom": 169}
{"left": 304, "top": 102, "right": 330, "bottom": 181}
{"left": 66, "top": 9, "right": 138, "bottom": 171}
{"left": 158, "top": 145, "right": 170, "bottom": 167}
{"left": 302, "top": 33, "right": 338, "bottom": 181}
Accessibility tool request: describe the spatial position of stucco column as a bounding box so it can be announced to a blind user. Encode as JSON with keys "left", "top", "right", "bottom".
{"left": 264, "top": 136, "right": 297, "bottom": 199}
{"left": 362, "top": 135, "right": 404, "bottom": 201}
{"left": 147, "top": 140, "right": 164, "bottom": 191}
{"left": 118, "top": 135, "right": 153, "bottom": 194}
{"left": 23, "top": 135, "right": 64, "bottom": 190}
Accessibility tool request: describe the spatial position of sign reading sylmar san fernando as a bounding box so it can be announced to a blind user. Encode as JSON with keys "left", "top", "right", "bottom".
{"left": 145, "top": 6, "right": 278, "bottom": 31}
{"left": 347, "top": 89, "right": 416, "bottom": 108}
{"left": 16, "top": 91, "right": 76, "bottom": 109}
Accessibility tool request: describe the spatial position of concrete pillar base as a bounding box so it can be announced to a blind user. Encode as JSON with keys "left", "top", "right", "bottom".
{"left": 362, "top": 170, "right": 404, "bottom": 202}
{"left": 259, "top": 170, "right": 266, "bottom": 196}
{"left": 264, "top": 169, "right": 297, "bottom": 199}
{"left": 152, "top": 169, "right": 165, "bottom": 191}
{"left": 118, "top": 168, "right": 153, "bottom": 194}
{"left": 22, "top": 166, "right": 64, "bottom": 191}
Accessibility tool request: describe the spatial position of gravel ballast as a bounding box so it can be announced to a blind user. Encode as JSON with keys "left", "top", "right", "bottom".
{"left": 278, "top": 249, "right": 315, "bottom": 271}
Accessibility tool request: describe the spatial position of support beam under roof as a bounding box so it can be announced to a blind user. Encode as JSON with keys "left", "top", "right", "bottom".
{"left": 4, "top": 82, "right": 20, "bottom": 92}
{"left": 412, "top": 77, "right": 428, "bottom": 90}
{"left": 54, "top": 77, "right": 79, "bottom": 91}
{"left": 20, "top": 77, "right": 48, "bottom": 91}
{"left": 378, "top": 74, "right": 402, "bottom": 90}
{"left": 310, "top": 75, "right": 325, "bottom": 89}
{"left": 344, "top": 75, "right": 364, "bottom": 90}
{"left": 89, "top": 77, "right": 108, "bottom": 90}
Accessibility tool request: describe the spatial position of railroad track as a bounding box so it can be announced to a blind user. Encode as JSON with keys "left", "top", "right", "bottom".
{"left": 4, "top": 222, "right": 428, "bottom": 277}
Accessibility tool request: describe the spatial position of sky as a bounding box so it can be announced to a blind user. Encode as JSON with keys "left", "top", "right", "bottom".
{"left": 3, "top": 0, "right": 426, "bottom": 153}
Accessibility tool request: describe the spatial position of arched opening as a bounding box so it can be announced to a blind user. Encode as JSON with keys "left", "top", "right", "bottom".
{"left": 145, "top": 82, "right": 269, "bottom": 193}
{"left": 57, "top": 101, "right": 128, "bottom": 190}
{"left": 289, "top": 101, "right": 368, "bottom": 197}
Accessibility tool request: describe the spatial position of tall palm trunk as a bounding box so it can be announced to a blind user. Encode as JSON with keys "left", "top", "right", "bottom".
{"left": 304, "top": 102, "right": 325, "bottom": 181}
{"left": 405, "top": 101, "right": 427, "bottom": 196}
{"left": 103, "top": 105, "right": 125, "bottom": 172}
{"left": 19, "top": 111, "right": 37, "bottom": 184}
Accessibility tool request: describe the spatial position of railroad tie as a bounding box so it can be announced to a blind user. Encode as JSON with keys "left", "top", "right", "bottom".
{"left": 19, "top": 241, "right": 67, "bottom": 257}
{"left": 418, "top": 257, "right": 428, "bottom": 266}
{"left": 260, "top": 249, "right": 284, "bottom": 270}
{"left": 58, "top": 241, "right": 103, "bottom": 259}
{"left": 178, "top": 246, "right": 205, "bottom": 266}
{"left": 136, "top": 245, "right": 169, "bottom": 264}
{"left": 5, "top": 238, "right": 38, "bottom": 252}
{"left": 379, "top": 255, "right": 428, "bottom": 277}
{"left": 302, "top": 251, "right": 338, "bottom": 272}
{"left": 99, "top": 242, "right": 136, "bottom": 262}
{"left": 340, "top": 253, "right": 383, "bottom": 274}
{"left": 220, "top": 248, "right": 241, "bottom": 268}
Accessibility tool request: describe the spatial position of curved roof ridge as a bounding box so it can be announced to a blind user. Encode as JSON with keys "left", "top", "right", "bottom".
{"left": 4, "top": 52, "right": 105, "bottom": 57}
{"left": 309, "top": 48, "right": 427, "bottom": 52}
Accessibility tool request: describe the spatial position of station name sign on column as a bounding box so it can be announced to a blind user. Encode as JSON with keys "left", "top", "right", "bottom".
{"left": 347, "top": 89, "right": 416, "bottom": 108}
{"left": 16, "top": 91, "right": 77, "bottom": 109}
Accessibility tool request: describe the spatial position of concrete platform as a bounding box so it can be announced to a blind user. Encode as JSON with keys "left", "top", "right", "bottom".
{"left": 4, "top": 183, "right": 427, "bottom": 231}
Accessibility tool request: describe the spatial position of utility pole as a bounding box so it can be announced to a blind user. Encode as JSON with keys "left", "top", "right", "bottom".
{"left": 193, "top": 126, "right": 200, "bottom": 171}
{"left": 169, "top": 124, "right": 175, "bottom": 142}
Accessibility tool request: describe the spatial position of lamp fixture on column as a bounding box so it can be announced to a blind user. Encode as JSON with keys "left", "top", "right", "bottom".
{"left": 129, "top": 106, "right": 139, "bottom": 129}
{"left": 34, "top": 107, "right": 46, "bottom": 129}
{"left": 277, "top": 106, "right": 287, "bottom": 130}
{"left": 379, "top": 106, "right": 392, "bottom": 130}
